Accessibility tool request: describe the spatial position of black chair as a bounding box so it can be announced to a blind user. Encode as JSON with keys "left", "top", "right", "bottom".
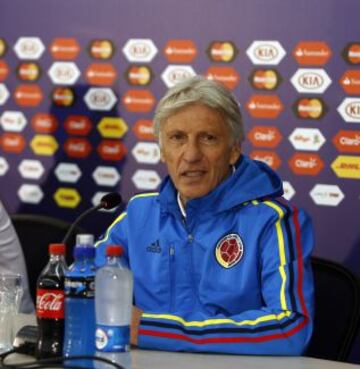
{"left": 306, "top": 256, "right": 360, "bottom": 362}
{"left": 11, "top": 213, "right": 86, "bottom": 304}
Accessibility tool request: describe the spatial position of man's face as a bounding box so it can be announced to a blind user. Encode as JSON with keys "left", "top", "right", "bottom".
{"left": 160, "top": 104, "right": 241, "bottom": 204}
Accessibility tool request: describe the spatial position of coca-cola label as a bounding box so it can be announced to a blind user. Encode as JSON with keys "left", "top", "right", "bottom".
{"left": 36, "top": 289, "right": 64, "bottom": 319}
{"left": 64, "top": 276, "right": 95, "bottom": 298}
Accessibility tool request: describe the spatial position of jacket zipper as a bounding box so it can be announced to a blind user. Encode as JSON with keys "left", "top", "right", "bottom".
{"left": 169, "top": 245, "right": 175, "bottom": 312}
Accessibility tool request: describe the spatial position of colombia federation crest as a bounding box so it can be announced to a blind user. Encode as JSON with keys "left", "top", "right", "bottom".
{"left": 215, "top": 233, "right": 244, "bottom": 268}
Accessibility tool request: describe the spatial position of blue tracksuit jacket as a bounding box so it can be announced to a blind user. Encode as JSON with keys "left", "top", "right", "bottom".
{"left": 95, "top": 155, "right": 314, "bottom": 355}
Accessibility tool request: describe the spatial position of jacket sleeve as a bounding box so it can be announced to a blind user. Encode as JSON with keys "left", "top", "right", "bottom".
{"left": 137, "top": 201, "right": 314, "bottom": 355}
{"left": 95, "top": 211, "right": 130, "bottom": 268}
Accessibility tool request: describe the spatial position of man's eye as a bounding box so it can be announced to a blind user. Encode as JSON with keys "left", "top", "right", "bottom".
{"left": 170, "top": 133, "right": 185, "bottom": 141}
{"left": 202, "top": 134, "right": 217, "bottom": 143}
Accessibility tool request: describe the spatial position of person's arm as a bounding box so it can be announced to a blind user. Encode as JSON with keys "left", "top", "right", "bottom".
{"left": 134, "top": 202, "right": 314, "bottom": 355}
{"left": 0, "top": 202, "right": 34, "bottom": 313}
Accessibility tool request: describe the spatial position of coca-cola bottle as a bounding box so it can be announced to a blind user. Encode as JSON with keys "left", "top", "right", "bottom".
{"left": 36, "top": 243, "right": 67, "bottom": 358}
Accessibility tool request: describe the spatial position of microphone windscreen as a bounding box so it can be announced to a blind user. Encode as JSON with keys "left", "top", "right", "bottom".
{"left": 100, "top": 192, "right": 122, "bottom": 210}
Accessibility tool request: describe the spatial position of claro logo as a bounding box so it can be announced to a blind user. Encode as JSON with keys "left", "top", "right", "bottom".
{"left": 288, "top": 153, "right": 324, "bottom": 176}
{"left": 247, "top": 126, "right": 282, "bottom": 148}
{"left": 249, "top": 150, "right": 281, "bottom": 169}
{"left": 333, "top": 130, "right": 360, "bottom": 153}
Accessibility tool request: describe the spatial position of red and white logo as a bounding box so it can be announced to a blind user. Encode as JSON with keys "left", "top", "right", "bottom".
{"left": 161, "top": 65, "right": 196, "bottom": 88}
{"left": 123, "top": 39, "right": 158, "bottom": 63}
{"left": 215, "top": 233, "right": 244, "bottom": 269}
{"left": 246, "top": 41, "right": 286, "bottom": 65}
{"left": 36, "top": 289, "right": 64, "bottom": 319}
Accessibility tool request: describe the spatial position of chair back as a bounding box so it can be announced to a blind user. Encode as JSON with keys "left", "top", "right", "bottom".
{"left": 11, "top": 214, "right": 86, "bottom": 303}
{"left": 307, "top": 256, "right": 360, "bottom": 361}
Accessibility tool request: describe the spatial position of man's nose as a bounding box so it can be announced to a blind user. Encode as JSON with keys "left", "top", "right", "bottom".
{"left": 183, "top": 139, "right": 202, "bottom": 162}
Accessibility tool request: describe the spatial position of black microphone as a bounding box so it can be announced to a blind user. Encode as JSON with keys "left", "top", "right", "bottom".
{"left": 61, "top": 192, "right": 122, "bottom": 246}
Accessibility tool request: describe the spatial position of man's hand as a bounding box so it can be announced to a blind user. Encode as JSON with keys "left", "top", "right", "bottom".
{"left": 131, "top": 305, "right": 143, "bottom": 346}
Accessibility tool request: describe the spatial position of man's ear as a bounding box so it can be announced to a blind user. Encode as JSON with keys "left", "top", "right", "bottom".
{"left": 230, "top": 143, "right": 241, "bottom": 165}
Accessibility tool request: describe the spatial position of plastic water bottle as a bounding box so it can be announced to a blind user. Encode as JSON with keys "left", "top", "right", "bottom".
{"left": 95, "top": 245, "right": 133, "bottom": 369}
{"left": 63, "top": 234, "right": 96, "bottom": 366}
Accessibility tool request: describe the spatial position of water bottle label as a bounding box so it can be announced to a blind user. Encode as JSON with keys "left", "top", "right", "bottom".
{"left": 64, "top": 276, "right": 95, "bottom": 298}
{"left": 95, "top": 325, "right": 130, "bottom": 352}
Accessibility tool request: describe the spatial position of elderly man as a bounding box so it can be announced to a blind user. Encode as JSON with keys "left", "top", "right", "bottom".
{"left": 96, "top": 76, "right": 314, "bottom": 355}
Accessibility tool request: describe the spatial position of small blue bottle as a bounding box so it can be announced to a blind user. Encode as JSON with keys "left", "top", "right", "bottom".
{"left": 63, "top": 234, "right": 96, "bottom": 366}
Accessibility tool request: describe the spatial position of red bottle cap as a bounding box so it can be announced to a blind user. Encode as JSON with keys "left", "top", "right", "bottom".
{"left": 106, "top": 245, "right": 124, "bottom": 257}
{"left": 49, "top": 243, "right": 66, "bottom": 255}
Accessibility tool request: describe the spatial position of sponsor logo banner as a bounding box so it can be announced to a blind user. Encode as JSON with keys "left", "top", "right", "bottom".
{"left": 125, "top": 65, "right": 153, "bottom": 86}
{"left": 18, "top": 159, "right": 44, "bottom": 180}
{"left": 64, "top": 115, "right": 92, "bottom": 136}
{"left": 249, "top": 150, "right": 281, "bottom": 169}
{"left": 50, "top": 38, "right": 80, "bottom": 60}
{"left": 161, "top": 65, "right": 196, "bottom": 88}
{"left": 123, "top": 39, "right": 158, "bottom": 63}
{"left": 18, "top": 184, "right": 43, "bottom": 204}
{"left": 246, "top": 94, "right": 283, "bottom": 119}
{"left": 0, "top": 60, "right": 9, "bottom": 81}
{"left": 164, "top": 40, "right": 197, "bottom": 63}
{"left": 132, "top": 142, "right": 160, "bottom": 164}
{"left": 17, "top": 62, "right": 41, "bottom": 82}
{"left": 132, "top": 169, "right": 161, "bottom": 190}
{"left": 48, "top": 62, "right": 81, "bottom": 85}
{"left": 55, "top": 162, "right": 82, "bottom": 183}
{"left": 122, "top": 89, "right": 155, "bottom": 112}
{"left": 84, "top": 88, "right": 117, "bottom": 111}
{"left": 86, "top": 63, "right": 117, "bottom": 86}
{"left": 288, "top": 153, "right": 324, "bottom": 175}
{"left": 333, "top": 130, "right": 360, "bottom": 153}
{"left": 0, "top": 38, "right": 7, "bottom": 57}
{"left": 246, "top": 41, "right": 286, "bottom": 65}
{"left": 14, "top": 37, "right": 45, "bottom": 60}
{"left": 337, "top": 98, "right": 360, "bottom": 123}
{"left": 54, "top": 188, "right": 81, "bottom": 208}
{"left": 247, "top": 126, "right": 282, "bottom": 148}
{"left": 342, "top": 43, "right": 360, "bottom": 65}
{"left": 331, "top": 155, "right": 360, "bottom": 179}
{"left": 0, "top": 84, "right": 10, "bottom": 105}
{"left": 51, "top": 87, "right": 75, "bottom": 107}
{"left": 288, "top": 128, "right": 326, "bottom": 151}
{"left": 133, "top": 120, "right": 155, "bottom": 141}
{"left": 0, "top": 133, "right": 26, "bottom": 153}
{"left": 248, "top": 69, "right": 282, "bottom": 90}
{"left": 63, "top": 138, "right": 92, "bottom": 158}
{"left": 97, "top": 140, "right": 127, "bottom": 161}
{"left": 0, "top": 157, "right": 9, "bottom": 176}
{"left": 31, "top": 113, "right": 58, "bottom": 134}
{"left": 207, "top": 41, "right": 238, "bottom": 62}
{"left": 340, "top": 70, "right": 360, "bottom": 95}
{"left": 293, "top": 41, "right": 332, "bottom": 65}
{"left": 205, "top": 66, "right": 240, "bottom": 90}
{"left": 282, "top": 181, "right": 296, "bottom": 201}
{"left": 291, "top": 68, "right": 332, "bottom": 93}
{"left": 310, "top": 184, "right": 344, "bottom": 206}
{"left": 292, "top": 97, "right": 327, "bottom": 119}
{"left": 88, "top": 39, "right": 115, "bottom": 60}
{"left": 97, "top": 117, "right": 128, "bottom": 138}
{"left": 0, "top": 111, "right": 27, "bottom": 132}
{"left": 30, "top": 135, "right": 59, "bottom": 156}
{"left": 92, "top": 166, "right": 121, "bottom": 186}
{"left": 14, "top": 84, "right": 43, "bottom": 107}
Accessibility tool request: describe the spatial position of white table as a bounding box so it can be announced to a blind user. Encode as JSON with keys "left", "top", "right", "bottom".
{"left": 8, "top": 315, "right": 359, "bottom": 369}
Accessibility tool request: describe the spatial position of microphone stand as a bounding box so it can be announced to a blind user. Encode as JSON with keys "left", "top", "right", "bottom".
{"left": 62, "top": 204, "right": 102, "bottom": 246}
